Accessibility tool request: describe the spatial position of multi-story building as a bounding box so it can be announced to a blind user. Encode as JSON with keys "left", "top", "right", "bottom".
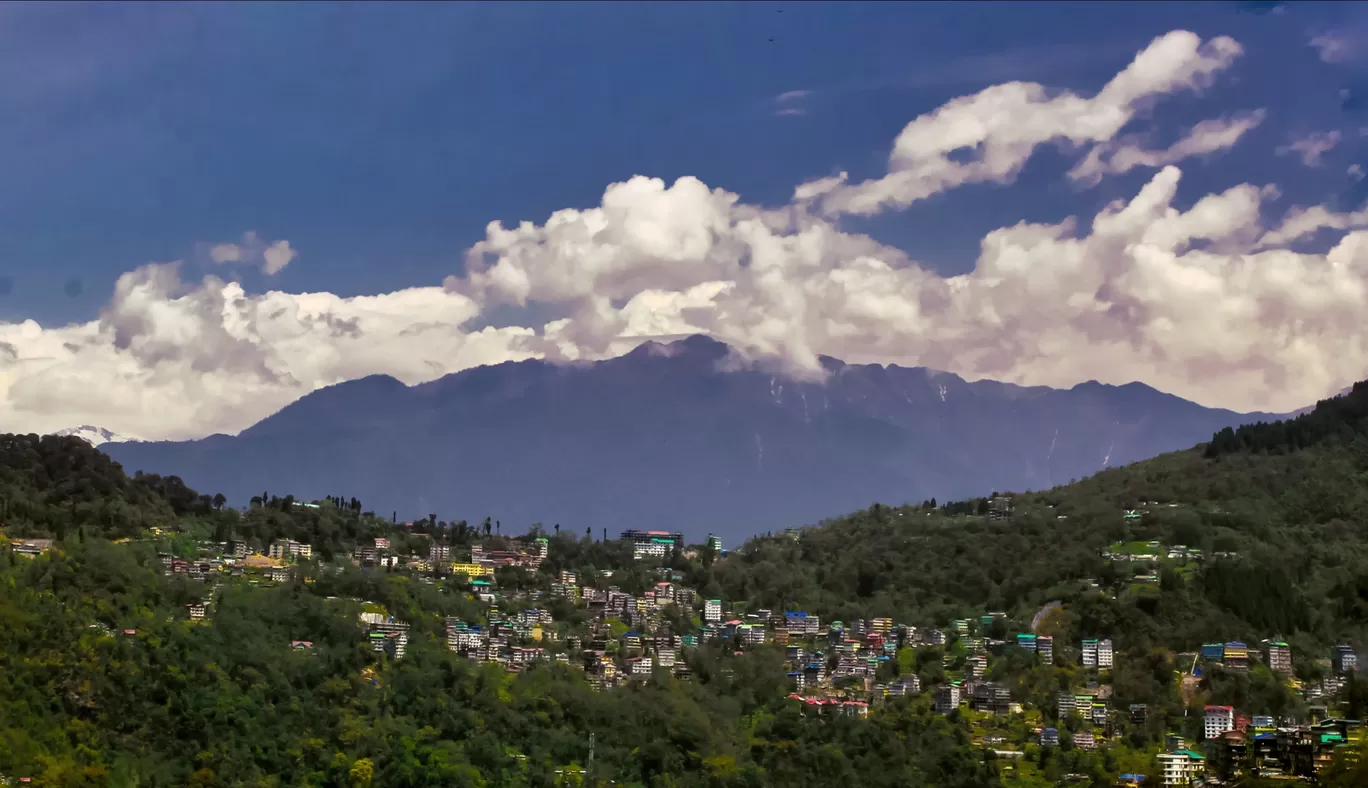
{"left": 1334, "top": 644, "right": 1357, "bottom": 674}
{"left": 1097, "top": 638, "right": 1114, "bottom": 669}
{"left": 1040, "top": 727, "right": 1059, "bottom": 747}
{"left": 1263, "top": 640, "right": 1293, "bottom": 675}
{"left": 704, "top": 599, "right": 722, "bottom": 623}
{"left": 1036, "top": 635, "right": 1054, "bottom": 664}
{"left": 1082, "top": 638, "right": 1099, "bottom": 667}
{"left": 1057, "top": 692, "right": 1075, "bottom": 718}
{"left": 972, "top": 682, "right": 1011, "bottom": 715}
{"left": 623, "top": 530, "right": 682, "bottom": 560}
{"left": 188, "top": 603, "right": 207, "bottom": 621}
{"left": 934, "top": 683, "right": 962, "bottom": 714}
{"left": 269, "top": 540, "right": 312, "bottom": 560}
{"left": 1222, "top": 641, "right": 1249, "bottom": 671}
{"left": 966, "top": 654, "right": 987, "bottom": 679}
{"left": 1074, "top": 731, "right": 1097, "bottom": 750}
{"left": 706, "top": 534, "right": 723, "bottom": 554}
{"left": 1157, "top": 750, "right": 1207, "bottom": 786}
{"left": 431, "top": 544, "right": 451, "bottom": 562}
{"left": 1016, "top": 633, "right": 1037, "bottom": 651}
{"left": 1204, "top": 706, "right": 1235, "bottom": 740}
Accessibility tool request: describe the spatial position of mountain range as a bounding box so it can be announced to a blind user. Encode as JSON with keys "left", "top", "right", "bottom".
{"left": 104, "top": 335, "right": 1292, "bottom": 539}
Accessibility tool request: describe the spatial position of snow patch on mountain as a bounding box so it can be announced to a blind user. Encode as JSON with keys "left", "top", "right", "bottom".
{"left": 49, "top": 425, "right": 133, "bottom": 447}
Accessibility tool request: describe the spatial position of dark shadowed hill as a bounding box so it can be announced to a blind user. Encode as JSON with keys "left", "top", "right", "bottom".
{"left": 105, "top": 336, "right": 1289, "bottom": 539}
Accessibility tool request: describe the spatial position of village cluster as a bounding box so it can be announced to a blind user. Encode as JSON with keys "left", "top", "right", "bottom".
{"left": 7, "top": 517, "right": 1367, "bottom": 786}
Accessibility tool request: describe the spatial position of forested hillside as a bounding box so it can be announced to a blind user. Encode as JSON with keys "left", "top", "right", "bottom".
{"left": 2, "top": 380, "right": 1368, "bottom": 786}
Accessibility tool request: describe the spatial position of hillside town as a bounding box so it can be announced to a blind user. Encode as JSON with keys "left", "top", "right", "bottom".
{"left": 10, "top": 509, "right": 1360, "bottom": 788}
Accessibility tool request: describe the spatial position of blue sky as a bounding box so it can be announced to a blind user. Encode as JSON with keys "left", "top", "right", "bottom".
{"left": 3, "top": 0, "right": 1361, "bottom": 324}
{"left": 4, "top": 1, "right": 1368, "bottom": 438}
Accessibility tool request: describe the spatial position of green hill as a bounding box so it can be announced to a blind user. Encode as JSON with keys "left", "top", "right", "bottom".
{"left": 2, "top": 382, "right": 1368, "bottom": 787}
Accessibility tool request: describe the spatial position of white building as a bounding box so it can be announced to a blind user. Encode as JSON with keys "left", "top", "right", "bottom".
{"left": 1204, "top": 706, "right": 1234, "bottom": 740}
{"left": 632, "top": 541, "right": 669, "bottom": 560}
{"left": 1097, "top": 638, "right": 1114, "bottom": 669}
{"left": 704, "top": 599, "right": 722, "bottom": 623}
{"left": 1157, "top": 751, "right": 1206, "bottom": 786}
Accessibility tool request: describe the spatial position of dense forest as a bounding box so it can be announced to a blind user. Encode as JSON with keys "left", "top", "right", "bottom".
{"left": 2, "top": 378, "right": 1368, "bottom": 786}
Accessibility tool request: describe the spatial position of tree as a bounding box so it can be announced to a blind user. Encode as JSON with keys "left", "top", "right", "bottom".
{"left": 212, "top": 492, "right": 226, "bottom": 511}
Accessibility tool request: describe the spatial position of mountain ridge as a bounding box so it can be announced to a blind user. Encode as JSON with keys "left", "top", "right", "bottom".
{"left": 104, "top": 335, "right": 1293, "bottom": 538}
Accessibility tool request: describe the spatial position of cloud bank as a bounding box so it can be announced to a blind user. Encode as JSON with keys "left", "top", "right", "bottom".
{"left": 2, "top": 29, "right": 1366, "bottom": 441}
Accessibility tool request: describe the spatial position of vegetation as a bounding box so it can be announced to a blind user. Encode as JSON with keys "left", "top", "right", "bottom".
{"left": 1, "top": 380, "right": 1368, "bottom": 785}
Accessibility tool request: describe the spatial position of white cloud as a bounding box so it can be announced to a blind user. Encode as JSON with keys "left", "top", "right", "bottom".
{"left": 207, "top": 231, "right": 297, "bottom": 275}
{"left": 1068, "top": 111, "right": 1266, "bottom": 185}
{"left": 1311, "top": 31, "right": 1356, "bottom": 64}
{"left": 1276, "top": 130, "right": 1342, "bottom": 167}
{"left": 774, "top": 89, "right": 811, "bottom": 104}
{"left": 0, "top": 263, "right": 539, "bottom": 440}
{"left": 4, "top": 28, "right": 1364, "bottom": 441}
{"left": 803, "top": 30, "right": 1243, "bottom": 216}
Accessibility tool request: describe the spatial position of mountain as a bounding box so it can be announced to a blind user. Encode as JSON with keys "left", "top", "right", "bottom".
{"left": 49, "top": 425, "right": 131, "bottom": 447}
{"left": 104, "top": 335, "right": 1291, "bottom": 539}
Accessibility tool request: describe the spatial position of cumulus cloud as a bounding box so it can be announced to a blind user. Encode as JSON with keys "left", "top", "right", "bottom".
{"left": 1276, "top": 130, "right": 1342, "bottom": 167}
{"left": 1068, "top": 111, "right": 1266, "bottom": 185}
{"left": 3, "top": 28, "right": 1364, "bottom": 440}
{"left": 800, "top": 30, "right": 1244, "bottom": 216}
{"left": 0, "top": 262, "right": 540, "bottom": 440}
{"left": 1311, "top": 31, "right": 1356, "bottom": 64}
{"left": 208, "top": 231, "right": 297, "bottom": 275}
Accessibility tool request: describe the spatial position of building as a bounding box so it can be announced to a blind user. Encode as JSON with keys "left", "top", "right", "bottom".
{"left": 1036, "top": 635, "right": 1054, "bottom": 664}
{"left": 1157, "top": 750, "right": 1206, "bottom": 786}
{"left": 269, "top": 540, "right": 312, "bottom": 560}
{"left": 1334, "top": 644, "right": 1357, "bottom": 674}
{"left": 1223, "top": 641, "right": 1249, "bottom": 670}
{"left": 1057, "top": 692, "right": 1075, "bottom": 718}
{"left": 623, "top": 530, "right": 681, "bottom": 552}
{"left": 1263, "top": 640, "right": 1293, "bottom": 675}
{"left": 1204, "top": 706, "right": 1235, "bottom": 740}
{"left": 431, "top": 544, "right": 451, "bottom": 562}
{"left": 1040, "top": 727, "right": 1059, "bottom": 747}
{"left": 1074, "top": 731, "right": 1096, "bottom": 750}
{"left": 988, "top": 495, "right": 1013, "bottom": 521}
{"left": 1097, "top": 638, "right": 1114, "bottom": 668}
{"left": 1082, "top": 638, "right": 1099, "bottom": 667}
{"left": 972, "top": 682, "right": 1011, "bottom": 715}
{"left": 1016, "top": 633, "right": 1037, "bottom": 651}
{"left": 534, "top": 537, "right": 549, "bottom": 562}
{"left": 934, "top": 683, "right": 962, "bottom": 714}
{"left": 188, "top": 603, "right": 207, "bottom": 621}
{"left": 704, "top": 599, "right": 722, "bottom": 623}
{"left": 966, "top": 654, "right": 988, "bottom": 679}
{"left": 706, "top": 534, "right": 723, "bottom": 554}
{"left": 1202, "top": 642, "right": 1225, "bottom": 661}
{"left": 451, "top": 562, "right": 494, "bottom": 579}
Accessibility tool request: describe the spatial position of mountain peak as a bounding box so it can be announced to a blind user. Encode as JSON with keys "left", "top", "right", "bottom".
{"left": 50, "top": 425, "right": 131, "bottom": 447}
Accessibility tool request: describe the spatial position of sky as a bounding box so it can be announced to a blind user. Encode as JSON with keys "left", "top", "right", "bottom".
{"left": 4, "top": 0, "right": 1368, "bottom": 440}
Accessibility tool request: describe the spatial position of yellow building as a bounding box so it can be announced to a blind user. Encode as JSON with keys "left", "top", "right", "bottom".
{"left": 450, "top": 562, "right": 494, "bottom": 578}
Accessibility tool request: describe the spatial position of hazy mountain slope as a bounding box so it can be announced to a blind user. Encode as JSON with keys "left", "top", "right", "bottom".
{"left": 105, "top": 336, "right": 1288, "bottom": 538}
